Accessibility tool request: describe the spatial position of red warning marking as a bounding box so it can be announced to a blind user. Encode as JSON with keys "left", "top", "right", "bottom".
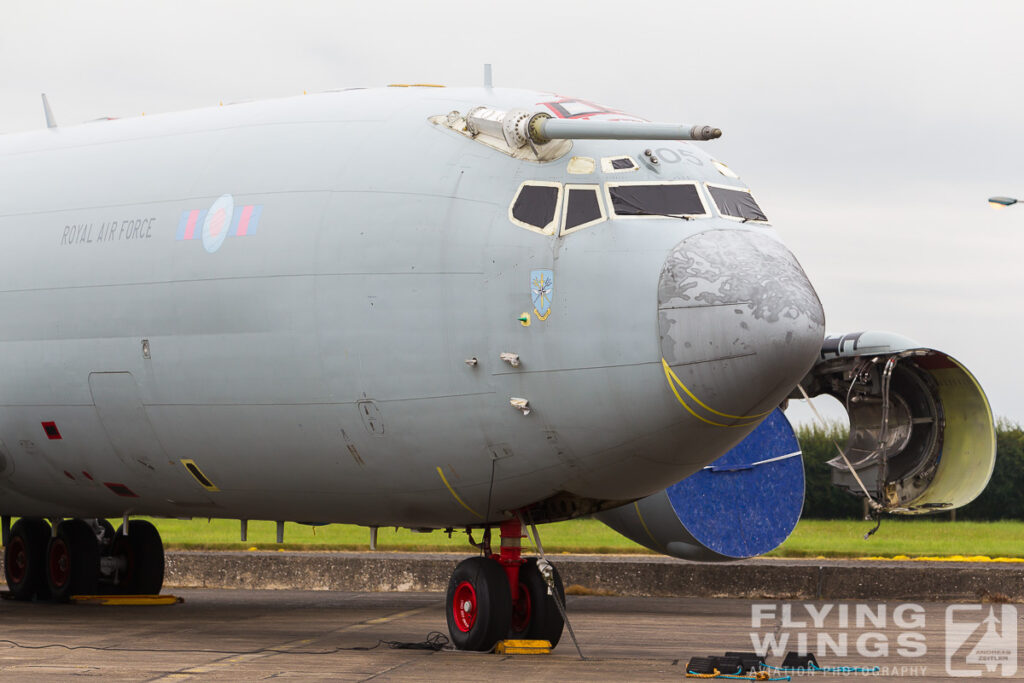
{"left": 41, "top": 421, "right": 62, "bottom": 440}
{"left": 82, "top": 471, "right": 94, "bottom": 481}
{"left": 63, "top": 470, "right": 75, "bottom": 480}
{"left": 104, "top": 482, "right": 138, "bottom": 498}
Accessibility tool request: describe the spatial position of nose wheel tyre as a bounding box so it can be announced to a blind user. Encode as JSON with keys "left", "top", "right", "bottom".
{"left": 508, "top": 557, "right": 565, "bottom": 647}
{"left": 46, "top": 519, "right": 100, "bottom": 601}
{"left": 4, "top": 518, "right": 51, "bottom": 601}
{"left": 445, "top": 557, "right": 513, "bottom": 652}
{"left": 110, "top": 520, "right": 164, "bottom": 595}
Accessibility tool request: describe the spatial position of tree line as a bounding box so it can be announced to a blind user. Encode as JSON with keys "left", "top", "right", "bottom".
{"left": 797, "top": 419, "right": 1024, "bottom": 520}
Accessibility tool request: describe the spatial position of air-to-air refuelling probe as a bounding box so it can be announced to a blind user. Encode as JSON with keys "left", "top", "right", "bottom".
{"left": 0, "top": 77, "right": 996, "bottom": 651}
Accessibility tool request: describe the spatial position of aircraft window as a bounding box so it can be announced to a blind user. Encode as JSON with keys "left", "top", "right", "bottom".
{"left": 706, "top": 183, "right": 768, "bottom": 222}
{"left": 509, "top": 181, "right": 562, "bottom": 234}
{"left": 605, "top": 181, "right": 708, "bottom": 219}
{"left": 561, "top": 185, "right": 606, "bottom": 235}
{"left": 601, "top": 156, "right": 638, "bottom": 173}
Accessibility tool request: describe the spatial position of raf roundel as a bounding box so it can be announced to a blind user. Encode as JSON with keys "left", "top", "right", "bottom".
{"left": 176, "top": 197, "right": 263, "bottom": 247}
{"left": 202, "top": 194, "right": 234, "bottom": 253}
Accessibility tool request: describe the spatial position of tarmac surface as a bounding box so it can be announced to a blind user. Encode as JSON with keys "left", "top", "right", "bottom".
{"left": 0, "top": 588, "right": 1014, "bottom": 681}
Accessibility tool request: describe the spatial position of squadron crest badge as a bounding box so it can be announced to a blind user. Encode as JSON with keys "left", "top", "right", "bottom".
{"left": 531, "top": 269, "right": 554, "bottom": 321}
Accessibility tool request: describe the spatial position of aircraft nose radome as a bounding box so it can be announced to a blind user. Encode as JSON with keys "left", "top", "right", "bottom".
{"left": 658, "top": 229, "right": 825, "bottom": 424}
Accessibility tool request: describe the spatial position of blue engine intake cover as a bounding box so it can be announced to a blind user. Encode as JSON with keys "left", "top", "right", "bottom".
{"left": 595, "top": 409, "right": 804, "bottom": 561}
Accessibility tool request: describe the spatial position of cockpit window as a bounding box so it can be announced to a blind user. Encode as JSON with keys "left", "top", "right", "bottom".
{"left": 706, "top": 183, "right": 768, "bottom": 222}
{"left": 601, "top": 156, "right": 638, "bottom": 173}
{"left": 509, "top": 181, "right": 562, "bottom": 234}
{"left": 561, "top": 185, "right": 606, "bottom": 235}
{"left": 605, "top": 181, "right": 708, "bottom": 219}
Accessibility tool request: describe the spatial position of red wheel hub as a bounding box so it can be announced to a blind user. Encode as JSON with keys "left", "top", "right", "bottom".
{"left": 510, "top": 581, "right": 532, "bottom": 633}
{"left": 6, "top": 536, "right": 27, "bottom": 583}
{"left": 48, "top": 538, "right": 70, "bottom": 588}
{"left": 452, "top": 580, "right": 478, "bottom": 632}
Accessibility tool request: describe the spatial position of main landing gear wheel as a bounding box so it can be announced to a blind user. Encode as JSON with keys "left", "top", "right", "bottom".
{"left": 445, "top": 557, "right": 513, "bottom": 652}
{"left": 110, "top": 520, "right": 164, "bottom": 595}
{"left": 508, "top": 557, "right": 565, "bottom": 647}
{"left": 4, "top": 518, "right": 51, "bottom": 601}
{"left": 46, "top": 519, "right": 100, "bottom": 601}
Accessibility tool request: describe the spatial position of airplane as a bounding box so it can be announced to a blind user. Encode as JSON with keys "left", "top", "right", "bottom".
{"left": 0, "top": 77, "right": 995, "bottom": 653}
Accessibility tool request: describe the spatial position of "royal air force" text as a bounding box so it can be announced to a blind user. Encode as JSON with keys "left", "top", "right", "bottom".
{"left": 60, "top": 217, "right": 157, "bottom": 245}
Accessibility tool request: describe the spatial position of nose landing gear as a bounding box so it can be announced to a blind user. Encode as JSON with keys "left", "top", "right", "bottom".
{"left": 444, "top": 518, "right": 565, "bottom": 652}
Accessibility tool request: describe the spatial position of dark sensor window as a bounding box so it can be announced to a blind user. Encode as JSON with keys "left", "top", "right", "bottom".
{"left": 611, "top": 157, "right": 636, "bottom": 170}
{"left": 512, "top": 184, "right": 559, "bottom": 230}
{"left": 609, "top": 184, "right": 705, "bottom": 217}
{"left": 708, "top": 186, "right": 768, "bottom": 222}
{"left": 564, "top": 188, "right": 603, "bottom": 231}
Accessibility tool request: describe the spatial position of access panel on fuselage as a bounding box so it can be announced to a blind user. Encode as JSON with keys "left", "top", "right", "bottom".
{"left": 89, "top": 371, "right": 213, "bottom": 505}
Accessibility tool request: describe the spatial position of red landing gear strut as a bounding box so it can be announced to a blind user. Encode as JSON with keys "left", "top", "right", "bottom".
{"left": 444, "top": 518, "right": 565, "bottom": 652}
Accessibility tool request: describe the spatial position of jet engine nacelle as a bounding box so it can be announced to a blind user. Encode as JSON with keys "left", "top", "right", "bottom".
{"left": 595, "top": 409, "right": 805, "bottom": 562}
{"left": 796, "top": 331, "right": 996, "bottom": 514}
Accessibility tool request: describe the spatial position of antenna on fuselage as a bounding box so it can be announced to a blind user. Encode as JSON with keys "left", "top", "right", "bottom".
{"left": 41, "top": 94, "right": 57, "bottom": 129}
{"left": 483, "top": 64, "right": 493, "bottom": 90}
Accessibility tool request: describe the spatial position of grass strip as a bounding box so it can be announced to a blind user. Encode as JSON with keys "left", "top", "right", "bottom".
{"left": 125, "top": 517, "right": 1024, "bottom": 559}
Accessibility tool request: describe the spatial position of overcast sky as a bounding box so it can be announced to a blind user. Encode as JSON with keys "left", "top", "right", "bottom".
{"left": 2, "top": 1, "right": 1022, "bottom": 424}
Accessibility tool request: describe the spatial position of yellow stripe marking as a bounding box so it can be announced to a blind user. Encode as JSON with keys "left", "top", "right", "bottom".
{"left": 662, "top": 358, "right": 772, "bottom": 420}
{"left": 437, "top": 466, "right": 484, "bottom": 519}
{"left": 661, "top": 359, "right": 762, "bottom": 428}
{"left": 634, "top": 502, "right": 667, "bottom": 554}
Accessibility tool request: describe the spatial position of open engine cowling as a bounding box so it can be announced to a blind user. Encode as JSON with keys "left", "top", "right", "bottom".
{"left": 595, "top": 409, "right": 804, "bottom": 562}
{"left": 796, "top": 331, "right": 996, "bottom": 514}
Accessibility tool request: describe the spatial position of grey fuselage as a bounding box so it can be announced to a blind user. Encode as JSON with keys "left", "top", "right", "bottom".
{"left": 0, "top": 87, "right": 824, "bottom": 528}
